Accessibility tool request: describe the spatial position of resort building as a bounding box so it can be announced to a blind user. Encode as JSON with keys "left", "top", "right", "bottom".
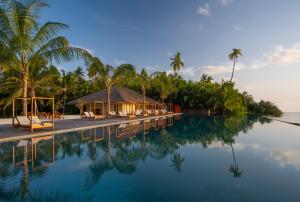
{"left": 68, "top": 87, "right": 170, "bottom": 116}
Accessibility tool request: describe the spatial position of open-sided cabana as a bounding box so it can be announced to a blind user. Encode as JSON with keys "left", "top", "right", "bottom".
{"left": 12, "top": 97, "right": 55, "bottom": 133}
{"left": 68, "top": 87, "right": 164, "bottom": 117}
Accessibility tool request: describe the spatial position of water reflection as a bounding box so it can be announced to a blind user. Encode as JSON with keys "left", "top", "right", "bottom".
{"left": 0, "top": 115, "right": 270, "bottom": 200}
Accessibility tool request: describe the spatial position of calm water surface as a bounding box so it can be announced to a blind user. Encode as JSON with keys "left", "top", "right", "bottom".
{"left": 1, "top": 115, "right": 300, "bottom": 201}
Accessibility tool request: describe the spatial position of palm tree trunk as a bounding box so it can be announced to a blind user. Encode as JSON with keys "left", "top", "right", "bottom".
{"left": 142, "top": 87, "right": 146, "bottom": 115}
{"left": 107, "top": 86, "right": 111, "bottom": 116}
{"left": 22, "top": 77, "right": 28, "bottom": 116}
{"left": 230, "top": 58, "right": 236, "bottom": 82}
{"left": 31, "top": 89, "right": 38, "bottom": 115}
{"left": 62, "top": 91, "right": 66, "bottom": 116}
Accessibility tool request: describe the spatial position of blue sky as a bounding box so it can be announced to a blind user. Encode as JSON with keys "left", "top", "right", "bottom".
{"left": 42, "top": 0, "right": 300, "bottom": 112}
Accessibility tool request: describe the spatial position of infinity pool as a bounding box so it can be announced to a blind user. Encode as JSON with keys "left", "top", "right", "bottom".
{"left": 1, "top": 115, "right": 300, "bottom": 201}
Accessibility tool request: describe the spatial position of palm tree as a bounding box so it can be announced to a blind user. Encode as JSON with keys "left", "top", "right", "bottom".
{"left": 228, "top": 49, "right": 242, "bottom": 82}
{"left": 87, "top": 57, "right": 136, "bottom": 115}
{"left": 136, "top": 68, "right": 150, "bottom": 114}
{"left": 151, "top": 72, "right": 174, "bottom": 103}
{"left": 0, "top": 63, "right": 60, "bottom": 112}
{"left": 170, "top": 52, "right": 184, "bottom": 75}
{"left": 59, "top": 70, "right": 79, "bottom": 116}
{"left": 200, "top": 73, "right": 213, "bottom": 83}
{"left": 0, "top": 0, "right": 92, "bottom": 115}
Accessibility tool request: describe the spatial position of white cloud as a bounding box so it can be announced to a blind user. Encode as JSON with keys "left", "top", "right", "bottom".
{"left": 221, "top": 0, "right": 234, "bottom": 6}
{"left": 71, "top": 44, "right": 94, "bottom": 55}
{"left": 197, "top": 3, "right": 210, "bottom": 16}
{"left": 233, "top": 25, "right": 241, "bottom": 31}
{"left": 180, "top": 67, "right": 196, "bottom": 78}
{"left": 113, "top": 59, "right": 127, "bottom": 66}
{"left": 269, "top": 148, "right": 300, "bottom": 170}
{"left": 202, "top": 42, "right": 300, "bottom": 75}
{"left": 266, "top": 43, "right": 300, "bottom": 65}
{"left": 203, "top": 64, "right": 237, "bottom": 75}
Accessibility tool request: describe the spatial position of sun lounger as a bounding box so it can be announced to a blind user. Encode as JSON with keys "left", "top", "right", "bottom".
{"left": 119, "top": 111, "right": 135, "bottom": 119}
{"left": 109, "top": 111, "right": 117, "bottom": 117}
{"left": 89, "top": 111, "right": 105, "bottom": 120}
{"left": 135, "top": 110, "right": 144, "bottom": 116}
{"left": 16, "top": 116, "right": 53, "bottom": 131}
{"left": 81, "top": 111, "right": 91, "bottom": 119}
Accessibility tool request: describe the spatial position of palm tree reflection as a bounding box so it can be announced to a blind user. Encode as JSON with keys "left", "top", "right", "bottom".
{"left": 171, "top": 153, "right": 184, "bottom": 172}
{"left": 228, "top": 143, "right": 243, "bottom": 177}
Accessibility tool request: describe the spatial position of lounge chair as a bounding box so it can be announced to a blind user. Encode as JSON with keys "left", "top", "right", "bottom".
{"left": 119, "top": 111, "right": 135, "bottom": 119}
{"left": 89, "top": 111, "right": 105, "bottom": 120}
{"left": 16, "top": 116, "right": 53, "bottom": 131}
{"left": 135, "top": 110, "right": 143, "bottom": 116}
{"left": 81, "top": 112, "right": 91, "bottom": 119}
{"left": 109, "top": 111, "right": 117, "bottom": 117}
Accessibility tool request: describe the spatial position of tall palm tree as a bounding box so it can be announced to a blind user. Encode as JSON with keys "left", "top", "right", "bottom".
{"left": 136, "top": 68, "right": 150, "bottom": 114}
{"left": 170, "top": 52, "right": 184, "bottom": 75}
{"left": 0, "top": 0, "right": 92, "bottom": 115}
{"left": 228, "top": 48, "right": 242, "bottom": 82}
{"left": 87, "top": 57, "right": 136, "bottom": 115}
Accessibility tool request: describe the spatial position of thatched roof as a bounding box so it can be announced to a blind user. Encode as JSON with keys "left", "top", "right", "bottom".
{"left": 68, "top": 87, "right": 160, "bottom": 105}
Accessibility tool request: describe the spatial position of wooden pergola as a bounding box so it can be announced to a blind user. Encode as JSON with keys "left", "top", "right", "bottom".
{"left": 12, "top": 97, "right": 55, "bottom": 132}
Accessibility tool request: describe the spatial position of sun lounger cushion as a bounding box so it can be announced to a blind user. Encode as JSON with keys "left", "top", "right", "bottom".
{"left": 84, "top": 112, "right": 90, "bottom": 118}
{"left": 17, "top": 116, "right": 31, "bottom": 126}
{"left": 89, "top": 111, "right": 95, "bottom": 118}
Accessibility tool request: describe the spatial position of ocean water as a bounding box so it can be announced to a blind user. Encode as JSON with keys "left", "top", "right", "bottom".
{"left": 1, "top": 115, "right": 300, "bottom": 201}
{"left": 279, "top": 112, "right": 300, "bottom": 123}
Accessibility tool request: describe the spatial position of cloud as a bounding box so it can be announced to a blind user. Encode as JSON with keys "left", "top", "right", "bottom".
{"left": 202, "top": 42, "right": 300, "bottom": 75}
{"left": 113, "top": 59, "right": 127, "bottom": 66}
{"left": 197, "top": 3, "right": 210, "bottom": 16}
{"left": 233, "top": 25, "right": 241, "bottom": 31}
{"left": 180, "top": 67, "right": 196, "bottom": 78}
{"left": 203, "top": 64, "right": 238, "bottom": 75}
{"left": 71, "top": 44, "right": 94, "bottom": 55}
{"left": 266, "top": 43, "right": 300, "bottom": 65}
{"left": 220, "top": 0, "right": 234, "bottom": 6}
{"left": 94, "top": 16, "right": 138, "bottom": 31}
{"left": 269, "top": 148, "right": 300, "bottom": 170}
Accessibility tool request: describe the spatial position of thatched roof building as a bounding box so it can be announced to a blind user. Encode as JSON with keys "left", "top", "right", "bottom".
{"left": 68, "top": 87, "right": 164, "bottom": 116}
{"left": 68, "top": 87, "right": 159, "bottom": 105}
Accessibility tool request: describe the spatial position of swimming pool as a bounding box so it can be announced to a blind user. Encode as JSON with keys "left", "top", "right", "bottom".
{"left": 1, "top": 115, "right": 300, "bottom": 201}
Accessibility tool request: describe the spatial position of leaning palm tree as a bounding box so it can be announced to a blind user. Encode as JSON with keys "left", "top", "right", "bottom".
{"left": 136, "top": 68, "right": 151, "bottom": 114}
{"left": 170, "top": 52, "right": 184, "bottom": 75}
{"left": 228, "top": 48, "right": 242, "bottom": 82}
{"left": 87, "top": 57, "right": 136, "bottom": 115}
{"left": 0, "top": 0, "right": 92, "bottom": 115}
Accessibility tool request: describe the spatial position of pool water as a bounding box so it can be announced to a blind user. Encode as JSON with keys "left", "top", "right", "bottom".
{"left": 1, "top": 115, "right": 300, "bottom": 201}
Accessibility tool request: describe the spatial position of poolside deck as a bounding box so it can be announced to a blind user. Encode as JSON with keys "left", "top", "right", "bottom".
{"left": 0, "top": 113, "right": 182, "bottom": 143}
